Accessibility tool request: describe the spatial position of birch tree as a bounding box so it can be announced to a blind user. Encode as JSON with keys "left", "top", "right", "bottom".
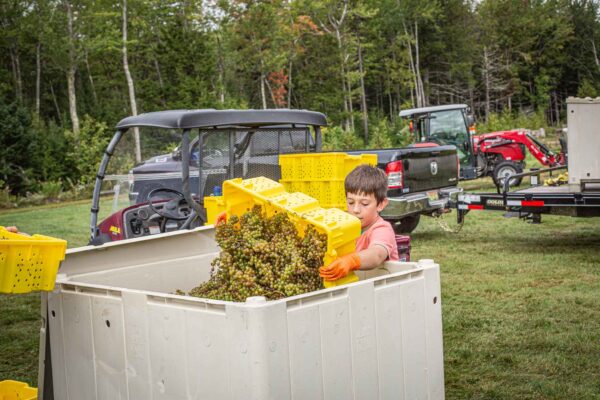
{"left": 65, "top": 0, "right": 80, "bottom": 136}
{"left": 122, "top": 0, "right": 141, "bottom": 162}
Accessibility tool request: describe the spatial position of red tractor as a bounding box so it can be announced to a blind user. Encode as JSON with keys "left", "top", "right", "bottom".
{"left": 400, "top": 104, "right": 566, "bottom": 187}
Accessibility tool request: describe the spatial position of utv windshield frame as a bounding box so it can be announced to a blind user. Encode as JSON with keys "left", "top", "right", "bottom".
{"left": 90, "top": 109, "right": 327, "bottom": 242}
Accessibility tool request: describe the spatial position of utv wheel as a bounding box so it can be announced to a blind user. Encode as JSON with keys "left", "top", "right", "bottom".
{"left": 390, "top": 214, "right": 421, "bottom": 234}
{"left": 493, "top": 161, "right": 523, "bottom": 188}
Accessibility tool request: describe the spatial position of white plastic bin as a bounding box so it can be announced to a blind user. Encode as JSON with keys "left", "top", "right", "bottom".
{"left": 39, "top": 226, "right": 444, "bottom": 400}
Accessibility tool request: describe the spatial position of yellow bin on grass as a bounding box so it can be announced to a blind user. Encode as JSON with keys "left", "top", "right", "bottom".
{"left": 0, "top": 227, "right": 67, "bottom": 294}
{"left": 0, "top": 380, "right": 37, "bottom": 400}
{"left": 222, "top": 177, "right": 361, "bottom": 287}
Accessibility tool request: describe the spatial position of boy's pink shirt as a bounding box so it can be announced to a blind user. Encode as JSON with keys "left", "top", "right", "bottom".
{"left": 355, "top": 216, "right": 399, "bottom": 261}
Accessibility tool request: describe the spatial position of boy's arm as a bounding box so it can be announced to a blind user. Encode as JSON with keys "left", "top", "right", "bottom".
{"left": 319, "top": 221, "right": 396, "bottom": 281}
{"left": 357, "top": 244, "right": 389, "bottom": 270}
{"left": 318, "top": 245, "right": 388, "bottom": 281}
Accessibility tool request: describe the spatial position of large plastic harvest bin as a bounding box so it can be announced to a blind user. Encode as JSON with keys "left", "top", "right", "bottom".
{"left": 0, "top": 226, "right": 67, "bottom": 293}
{"left": 40, "top": 226, "right": 444, "bottom": 400}
{"left": 279, "top": 152, "right": 378, "bottom": 209}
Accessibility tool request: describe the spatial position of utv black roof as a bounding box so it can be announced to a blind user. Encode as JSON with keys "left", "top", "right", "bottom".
{"left": 399, "top": 104, "right": 468, "bottom": 118}
{"left": 116, "top": 109, "right": 328, "bottom": 129}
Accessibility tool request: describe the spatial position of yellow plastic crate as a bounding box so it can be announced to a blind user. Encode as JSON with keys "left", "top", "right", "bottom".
{"left": 222, "top": 177, "right": 361, "bottom": 286}
{"left": 0, "top": 380, "right": 37, "bottom": 400}
{"left": 279, "top": 152, "right": 377, "bottom": 209}
{"left": 203, "top": 195, "right": 225, "bottom": 225}
{"left": 0, "top": 227, "right": 67, "bottom": 294}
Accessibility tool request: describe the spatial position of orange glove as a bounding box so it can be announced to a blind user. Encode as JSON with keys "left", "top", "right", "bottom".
{"left": 319, "top": 252, "right": 361, "bottom": 281}
{"left": 215, "top": 211, "right": 227, "bottom": 225}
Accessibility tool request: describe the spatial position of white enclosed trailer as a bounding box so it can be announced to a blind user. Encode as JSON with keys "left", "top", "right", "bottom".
{"left": 38, "top": 226, "right": 445, "bottom": 400}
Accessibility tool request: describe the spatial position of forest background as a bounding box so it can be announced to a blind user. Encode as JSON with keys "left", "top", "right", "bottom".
{"left": 2, "top": 0, "right": 600, "bottom": 205}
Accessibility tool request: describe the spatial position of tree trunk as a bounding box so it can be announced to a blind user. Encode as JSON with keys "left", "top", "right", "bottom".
{"left": 84, "top": 49, "right": 98, "bottom": 104}
{"left": 10, "top": 47, "right": 23, "bottom": 103}
{"left": 483, "top": 47, "right": 491, "bottom": 123}
{"left": 592, "top": 39, "right": 600, "bottom": 71}
{"left": 391, "top": 48, "right": 404, "bottom": 110}
{"left": 122, "top": 0, "right": 141, "bottom": 163}
{"left": 264, "top": 75, "right": 278, "bottom": 108}
{"left": 357, "top": 37, "right": 368, "bottom": 142}
{"left": 403, "top": 22, "right": 419, "bottom": 107}
{"left": 216, "top": 35, "right": 225, "bottom": 104}
{"left": 334, "top": 27, "right": 350, "bottom": 131}
{"left": 386, "top": 68, "right": 393, "bottom": 119}
{"left": 413, "top": 21, "right": 425, "bottom": 107}
{"left": 50, "top": 83, "right": 62, "bottom": 125}
{"left": 554, "top": 91, "right": 560, "bottom": 126}
{"left": 66, "top": 1, "right": 80, "bottom": 136}
{"left": 153, "top": 58, "right": 166, "bottom": 107}
{"left": 35, "top": 42, "right": 41, "bottom": 117}
{"left": 260, "top": 73, "right": 267, "bottom": 109}
{"left": 287, "top": 59, "right": 293, "bottom": 108}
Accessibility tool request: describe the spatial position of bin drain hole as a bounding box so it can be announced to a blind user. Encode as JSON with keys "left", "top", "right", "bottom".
{"left": 106, "top": 320, "right": 111, "bottom": 328}
{"left": 433, "top": 296, "right": 438, "bottom": 304}
{"left": 51, "top": 310, "right": 56, "bottom": 317}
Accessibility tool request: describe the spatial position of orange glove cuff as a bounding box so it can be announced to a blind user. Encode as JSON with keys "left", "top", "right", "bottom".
{"left": 215, "top": 211, "right": 227, "bottom": 225}
{"left": 346, "top": 252, "right": 361, "bottom": 270}
{"left": 319, "top": 252, "right": 361, "bottom": 281}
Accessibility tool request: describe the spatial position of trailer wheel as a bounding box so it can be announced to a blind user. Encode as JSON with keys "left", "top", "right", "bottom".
{"left": 390, "top": 214, "right": 421, "bottom": 234}
{"left": 493, "top": 161, "right": 522, "bottom": 188}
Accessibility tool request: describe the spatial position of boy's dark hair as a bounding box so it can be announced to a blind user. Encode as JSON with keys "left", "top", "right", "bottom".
{"left": 345, "top": 164, "right": 388, "bottom": 204}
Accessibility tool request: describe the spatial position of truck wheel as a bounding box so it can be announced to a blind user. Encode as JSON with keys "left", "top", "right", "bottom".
{"left": 390, "top": 214, "right": 421, "bottom": 234}
{"left": 493, "top": 161, "right": 523, "bottom": 188}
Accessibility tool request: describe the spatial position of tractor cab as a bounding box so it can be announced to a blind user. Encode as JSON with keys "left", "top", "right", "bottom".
{"left": 401, "top": 104, "right": 478, "bottom": 180}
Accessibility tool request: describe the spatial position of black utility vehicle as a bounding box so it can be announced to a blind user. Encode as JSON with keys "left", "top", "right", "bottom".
{"left": 92, "top": 109, "right": 461, "bottom": 244}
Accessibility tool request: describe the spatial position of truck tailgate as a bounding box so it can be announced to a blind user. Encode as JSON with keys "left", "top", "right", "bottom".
{"left": 349, "top": 145, "right": 458, "bottom": 195}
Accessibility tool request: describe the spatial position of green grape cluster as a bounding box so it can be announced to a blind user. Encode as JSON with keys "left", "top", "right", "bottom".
{"left": 188, "top": 206, "right": 327, "bottom": 301}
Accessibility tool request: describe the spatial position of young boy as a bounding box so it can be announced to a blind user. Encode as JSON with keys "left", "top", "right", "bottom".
{"left": 319, "top": 164, "right": 399, "bottom": 281}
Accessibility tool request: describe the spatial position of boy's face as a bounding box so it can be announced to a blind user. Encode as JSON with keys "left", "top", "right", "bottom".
{"left": 346, "top": 191, "right": 389, "bottom": 229}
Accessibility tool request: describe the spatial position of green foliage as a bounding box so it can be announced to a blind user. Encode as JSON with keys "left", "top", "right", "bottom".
{"left": 1, "top": 0, "right": 599, "bottom": 201}
{"left": 367, "top": 118, "right": 393, "bottom": 149}
{"left": 66, "top": 115, "right": 113, "bottom": 185}
{"left": 322, "top": 126, "right": 364, "bottom": 150}
{"left": 38, "top": 180, "right": 63, "bottom": 201}
{"left": 477, "top": 109, "right": 550, "bottom": 134}
{"left": 577, "top": 79, "right": 598, "bottom": 98}
{"left": 33, "top": 119, "right": 76, "bottom": 184}
{"left": 0, "top": 180, "right": 15, "bottom": 209}
{"left": 0, "top": 97, "right": 38, "bottom": 195}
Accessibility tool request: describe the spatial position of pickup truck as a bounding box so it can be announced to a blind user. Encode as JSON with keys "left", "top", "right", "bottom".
{"left": 346, "top": 146, "right": 460, "bottom": 232}
{"left": 123, "top": 111, "right": 460, "bottom": 236}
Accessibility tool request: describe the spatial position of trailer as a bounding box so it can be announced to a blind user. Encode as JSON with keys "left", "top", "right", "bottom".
{"left": 456, "top": 167, "right": 600, "bottom": 223}
{"left": 456, "top": 97, "right": 600, "bottom": 224}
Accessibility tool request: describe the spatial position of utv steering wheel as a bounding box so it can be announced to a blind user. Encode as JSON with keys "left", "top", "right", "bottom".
{"left": 147, "top": 188, "right": 190, "bottom": 221}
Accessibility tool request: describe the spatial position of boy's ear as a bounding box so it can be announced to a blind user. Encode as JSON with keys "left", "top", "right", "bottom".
{"left": 377, "top": 198, "right": 389, "bottom": 212}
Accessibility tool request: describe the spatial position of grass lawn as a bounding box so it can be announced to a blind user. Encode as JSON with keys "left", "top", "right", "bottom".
{"left": 1, "top": 182, "right": 599, "bottom": 399}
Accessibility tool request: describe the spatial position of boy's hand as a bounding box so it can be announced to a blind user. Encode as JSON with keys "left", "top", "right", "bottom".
{"left": 319, "top": 252, "right": 361, "bottom": 281}
{"left": 215, "top": 211, "right": 227, "bottom": 225}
